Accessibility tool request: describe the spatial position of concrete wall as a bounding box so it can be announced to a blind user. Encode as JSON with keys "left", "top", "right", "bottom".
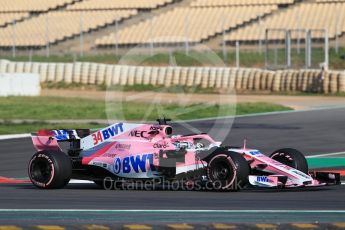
{"left": 0, "top": 72, "right": 41, "bottom": 96}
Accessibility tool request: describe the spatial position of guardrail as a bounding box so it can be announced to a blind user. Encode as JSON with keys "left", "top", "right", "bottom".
{"left": 0, "top": 59, "right": 344, "bottom": 93}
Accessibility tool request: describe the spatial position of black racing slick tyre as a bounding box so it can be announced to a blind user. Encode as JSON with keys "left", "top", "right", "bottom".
{"left": 28, "top": 150, "right": 72, "bottom": 189}
{"left": 270, "top": 148, "right": 308, "bottom": 174}
{"left": 207, "top": 151, "right": 250, "bottom": 191}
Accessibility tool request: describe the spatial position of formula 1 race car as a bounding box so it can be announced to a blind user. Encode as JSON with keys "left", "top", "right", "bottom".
{"left": 28, "top": 119, "right": 340, "bottom": 190}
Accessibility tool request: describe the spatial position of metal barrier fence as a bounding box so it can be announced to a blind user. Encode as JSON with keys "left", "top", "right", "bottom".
{"left": 265, "top": 29, "right": 329, "bottom": 70}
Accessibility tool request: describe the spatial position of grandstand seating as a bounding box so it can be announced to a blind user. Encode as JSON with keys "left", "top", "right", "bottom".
{"left": 67, "top": 0, "right": 174, "bottom": 10}
{"left": 0, "top": 0, "right": 343, "bottom": 49}
{"left": 225, "top": 2, "right": 345, "bottom": 41}
{"left": 0, "top": 13, "right": 29, "bottom": 27}
{"left": 0, "top": 0, "right": 77, "bottom": 12}
{"left": 95, "top": 5, "right": 277, "bottom": 46}
{"left": 191, "top": 0, "right": 294, "bottom": 7}
{"left": 0, "top": 10, "right": 137, "bottom": 47}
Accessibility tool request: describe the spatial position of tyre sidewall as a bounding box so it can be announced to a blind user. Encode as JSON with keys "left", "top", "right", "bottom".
{"left": 227, "top": 151, "right": 250, "bottom": 189}
{"left": 207, "top": 154, "right": 237, "bottom": 190}
{"left": 28, "top": 151, "right": 71, "bottom": 189}
{"left": 207, "top": 151, "right": 250, "bottom": 191}
{"left": 270, "top": 148, "right": 308, "bottom": 174}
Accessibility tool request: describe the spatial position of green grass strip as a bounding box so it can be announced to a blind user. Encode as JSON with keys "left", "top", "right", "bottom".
{"left": 0, "top": 97, "right": 291, "bottom": 121}
{"left": 307, "top": 158, "right": 345, "bottom": 169}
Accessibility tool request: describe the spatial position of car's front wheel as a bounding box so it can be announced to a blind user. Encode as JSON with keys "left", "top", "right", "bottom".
{"left": 207, "top": 151, "right": 250, "bottom": 191}
{"left": 28, "top": 150, "right": 72, "bottom": 189}
{"left": 270, "top": 148, "right": 308, "bottom": 174}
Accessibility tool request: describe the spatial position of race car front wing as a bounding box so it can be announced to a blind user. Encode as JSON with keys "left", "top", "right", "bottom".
{"left": 248, "top": 171, "right": 340, "bottom": 188}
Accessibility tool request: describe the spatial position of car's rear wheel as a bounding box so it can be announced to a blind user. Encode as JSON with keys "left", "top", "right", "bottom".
{"left": 207, "top": 151, "right": 250, "bottom": 191}
{"left": 270, "top": 148, "right": 308, "bottom": 174}
{"left": 28, "top": 150, "right": 72, "bottom": 189}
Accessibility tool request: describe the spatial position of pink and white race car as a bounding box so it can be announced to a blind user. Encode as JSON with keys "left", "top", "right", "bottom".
{"left": 28, "top": 119, "right": 340, "bottom": 190}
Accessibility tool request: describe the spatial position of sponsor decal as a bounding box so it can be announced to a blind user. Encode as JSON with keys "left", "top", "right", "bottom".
{"left": 129, "top": 130, "right": 147, "bottom": 138}
{"left": 92, "top": 161, "right": 108, "bottom": 168}
{"left": 153, "top": 142, "right": 169, "bottom": 148}
{"left": 115, "top": 143, "right": 131, "bottom": 151}
{"left": 292, "top": 170, "right": 311, "bottom": 179}
{"left": 104, "top": 153, "right": 117, "bottom": 158}
{"left": 53, "top": 130, "right": 69, "bottom": 140}
{"left": 92, "top": 123, "right": 124, "bottom": 145}
{"left": 249, "top": 150, "right": 262, "bottom": 156}
{"left": 113, "top": 153, "right": 155, "bottom": 174}
{"left": 150, "top": 126, "right": 160, "bottom": 131}
{"left": 256, "top": 176, "right": 272, "bottom": 183}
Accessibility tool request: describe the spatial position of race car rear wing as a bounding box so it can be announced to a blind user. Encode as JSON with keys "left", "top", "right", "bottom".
{"left": 35, "top": 129, "right": 90, "bottom": 141}
{"left": 30, "top": 122, "right": 141, "bottom": 151}
{"left": 31, "top": 129, "right": 90, "bottom": 152}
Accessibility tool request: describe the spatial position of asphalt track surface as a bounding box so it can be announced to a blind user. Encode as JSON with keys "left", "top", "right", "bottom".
{"left": 1, "top": 107, "right": 345, "bottom": 224}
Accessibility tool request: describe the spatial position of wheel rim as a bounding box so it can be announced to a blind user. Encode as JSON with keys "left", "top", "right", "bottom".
{"left": 212, "top": 161, "right": 232, "bottom": 181}
{"left": 208, "top": 155, "right": 236, "bottom": 189}
{"left": 30, "top": 158, "right": 53, "bottom": 184}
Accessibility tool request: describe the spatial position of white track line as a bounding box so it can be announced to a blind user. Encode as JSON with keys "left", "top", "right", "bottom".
{"left": 0, "top": 209, "right": 344, "bottom": 213}
{"left": 0, "top": 133, "right": 30, "bottom": 140}
{"left": 69, "top": 179, "right": 93, "bottom": 184}
{"left": 307, "top": 152, "right": 345, "bottom": 158}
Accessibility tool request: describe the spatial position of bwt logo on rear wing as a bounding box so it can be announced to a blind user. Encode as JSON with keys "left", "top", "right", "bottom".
{"left": 80, "top": 122, "right": 142, "bottom": 150}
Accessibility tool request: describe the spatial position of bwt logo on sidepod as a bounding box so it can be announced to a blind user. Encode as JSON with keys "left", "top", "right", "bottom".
{"left": 92, "top": 123, "right": 124, "bottom": 145}
{"left": 113, "top": 153, "right": 155, "bottom": 174}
